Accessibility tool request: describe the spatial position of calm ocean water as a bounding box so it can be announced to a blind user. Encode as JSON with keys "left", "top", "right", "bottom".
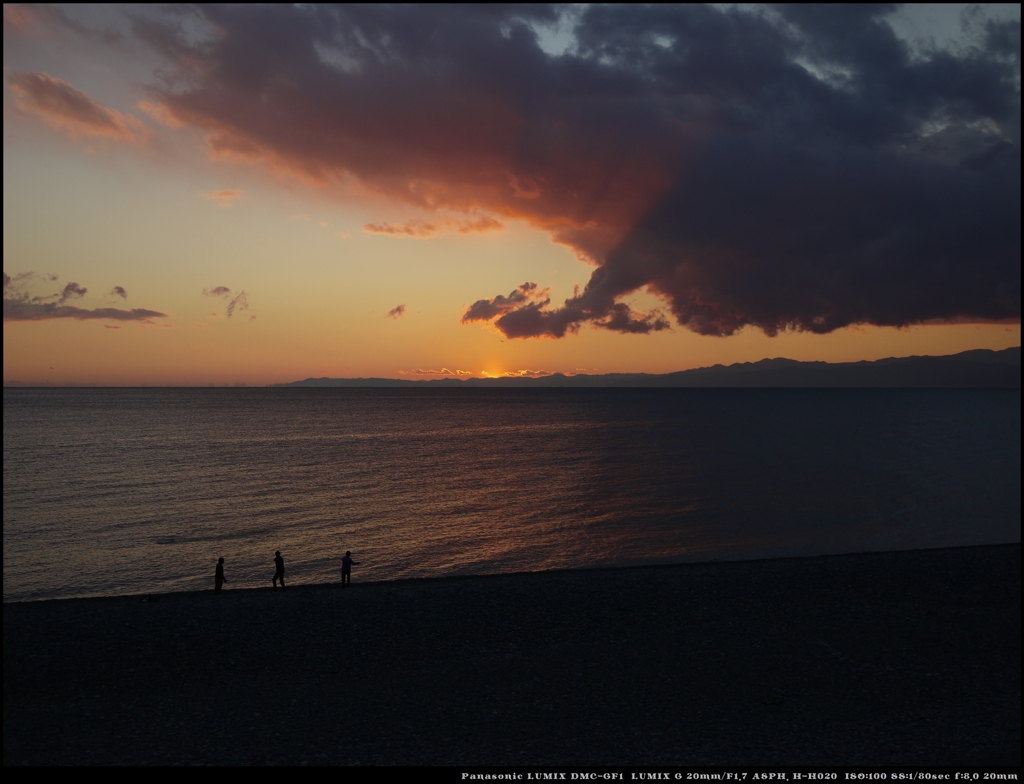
{"left": 3, "top": 388, "right": 1020, "bottom": 602}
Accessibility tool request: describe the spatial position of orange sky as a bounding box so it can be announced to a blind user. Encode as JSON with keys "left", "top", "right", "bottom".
{"left": 3, "top": 5, "right": 1020, "bottom": 386}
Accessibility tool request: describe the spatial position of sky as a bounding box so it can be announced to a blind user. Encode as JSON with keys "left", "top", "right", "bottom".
{"left": 3, "top": 3, "right": 1020, "bottom": 386}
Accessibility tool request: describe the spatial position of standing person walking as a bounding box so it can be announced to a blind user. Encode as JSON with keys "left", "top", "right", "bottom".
{"left": 273, "top": 551, "right": 286, "bottom": 590}
{"left": 341, "top": 551, "right": 359, "bottom": 587}
{"left": 215, "top": 557, "right": 227, "bottom": 593}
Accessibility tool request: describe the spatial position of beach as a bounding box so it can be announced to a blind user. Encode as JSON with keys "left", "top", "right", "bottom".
{"left": 3, "top": 544, "right": 1020, "bottom": 766}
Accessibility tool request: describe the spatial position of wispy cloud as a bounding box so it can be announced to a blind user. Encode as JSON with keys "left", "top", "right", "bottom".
{"left": 137, "top": 100, "right": 185, "bottom": 128}
{"left": 397, "top": 367, "right": 558, "bottom": 379}
{"left": 483, "top": 369, "right": 558, "bottom": 378}
{"left": 226, "top": 291, "right": 248, "bottom": 318}
{"left": 363, "top": 215, "right": 503, "bottom": 238}
{"left": 3, "top": 5, "right": 37, "bottom": 35}
{"left": 204, "top": 286, "right": 251, "bottom": 318}
{"left": 3, "top": 271, "right": 167, "bottom": 323}
{"left": 8, "top": 71, "right": 147, "bottom": 144}
{"left": 58, "top": 281, "right": 87, "bottom": 304}
{"left": 4, "top": 300, "right": 167, "bottom": 323}
{"left": 205, "top": 189, "right": 242, "bottom": 208}
{"left": 109, "top": 286, "right": 127, "bottom": 300}
{"left": 399, "top": 368, "right": 475, "bottom": 377}
{"left": 363, "top": 220, "right": 439, "bottom": 238}
{"left": 385, "top": 304, "right": 406, "bottom": 319}
{"left": 3, "top": 4, "right": 123, "bottom": 44}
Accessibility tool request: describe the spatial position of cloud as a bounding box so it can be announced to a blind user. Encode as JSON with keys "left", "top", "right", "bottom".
{"left": 4, "top": 301, "right": 167, "bottom": 323}
{"left": 483, "top": 369, "right": 558, "bottom": 378}
{"left": 3, "top": 271, "right": 167, "bottom": 323}
{"left": 205, "top": 189, "right": 242, "bottom": 208}
{"left": 57, "top": 282, "right": 87, "bottom": 304}
{"left": 399, "top": 368, "right": 474, "bottom": 376}
{"left": 398, "top": 367, "right": 558, "bottom": 379}
{"left": 130, "top": 5, "right": 1019, "bottom": 337}
{"left": 134, "top": 5, "right": 665, "bottom": 260}
{"left": 457, "top": 216, "right": 503, "bottom": 234}
{"left": 110, "top": 286, "right": 128, "bottom": 299}
{"left": 461, "top": 282, "right": 548, "bottom": 324}
{"left": 462, "top": 277, "right": 671, "bottom": 339}
{"left": 363, "top": 215, "right": 503, "bottom": 238}
{"left": 203, "top": 285, "right": 253, "bottom": 318}
{"left": 385, "top": 303, "right": 406, "bottom": 319}
{"left": 137, "top": 100, "right": 185, "bottom": 128}
{"left": 226, "top": 291, "right": 249, "bottom": 318}
{"left": 3, "top": 5, "right": 36, "bottom": 35}
{"left": 4, "top": 4, "right": 123, "bottom": 44}
{"left": 104, "top": 324, "right": 121, "bottom": 329}
{"left": 364, "top": 220, "right": 441, "bottom": 238}
{"left": 7, "top": 71, "right": 148, "bottom": 144}
{"left": 5, "top": 271, "right": 57, "bottom": 288}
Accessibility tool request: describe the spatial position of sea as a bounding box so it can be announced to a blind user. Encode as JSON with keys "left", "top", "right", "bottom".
{"left": 3, "top": 387, "right": 1020, "bottom": 602}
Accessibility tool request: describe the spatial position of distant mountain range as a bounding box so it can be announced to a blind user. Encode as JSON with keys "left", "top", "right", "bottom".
{"left": 277, "top": 346, "right": 1020, "bottom": 388}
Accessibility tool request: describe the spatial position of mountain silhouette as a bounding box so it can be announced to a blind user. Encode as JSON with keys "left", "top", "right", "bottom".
{"left": 277, "top": 347, "right": 1020, "bottom": 388}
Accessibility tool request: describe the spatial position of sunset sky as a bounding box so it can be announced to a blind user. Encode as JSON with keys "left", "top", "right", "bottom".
{"left": 3, "top": 4, "right": 1020, "bottom": 386}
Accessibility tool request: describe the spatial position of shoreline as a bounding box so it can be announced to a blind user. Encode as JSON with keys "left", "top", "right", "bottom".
{"left": 5, "top": 541, "right": 1020, "bottom": 607}
{"left": 5, "top": 543, "right": 1020, "bottom": 765}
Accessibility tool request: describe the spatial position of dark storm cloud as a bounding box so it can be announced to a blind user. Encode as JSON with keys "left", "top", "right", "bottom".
{"left": 136, "top": 4, "right": 1019, "bottom": 338}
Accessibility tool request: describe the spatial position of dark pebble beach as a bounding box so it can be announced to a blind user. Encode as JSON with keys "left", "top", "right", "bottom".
{"left": 4, "top": 544, "right": 1020, "bottom": 766}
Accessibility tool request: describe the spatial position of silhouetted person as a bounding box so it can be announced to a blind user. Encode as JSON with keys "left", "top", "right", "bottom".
{"left": 215, "top": 557, "right": 226, "bottom": 593}
{"left": 273, "top": 550, "right": 286, "bottom": 590}
{"left": 341, "top": 551, "right": 359, "bottom": 587}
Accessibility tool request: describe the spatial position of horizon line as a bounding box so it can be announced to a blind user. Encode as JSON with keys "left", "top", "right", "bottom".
{"left": 4, "top": 346, "right": 1019, "bottom": 388}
